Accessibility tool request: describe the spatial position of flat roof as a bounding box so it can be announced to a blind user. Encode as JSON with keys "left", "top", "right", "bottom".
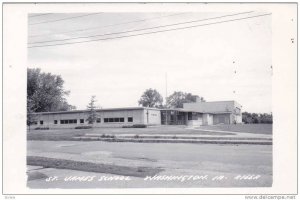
{"left": 160, "top": 108, "right": 233, "bottom": 114}
{"left": 32, "top": 107, "right": 160, "bottom": 115}
{"left": 183, "top": 100, "right": 236, "bottom": 104}
{"left": 160, "top": 108, "right": 204, "bottom": 113}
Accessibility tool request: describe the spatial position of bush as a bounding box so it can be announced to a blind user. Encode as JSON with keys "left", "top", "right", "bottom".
{"left": 122, "top": 124, "right": 147, "bottom": 128}
{"left": 75, "top": 126, "right": 92, "bottom": 129}
{"left": 34, "top": 127, "right": 49, "bottom": 130}
{"left": 100, "top": 134, "right": 116, "bottom": 138}
{"left": 133, "top": 124, "right": 147, "bottom": 128}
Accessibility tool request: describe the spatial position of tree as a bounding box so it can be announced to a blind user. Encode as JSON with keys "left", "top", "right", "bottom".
{"left": 27, "top": 98, "right": 37, "bottom": 131}
{"left": 242, "top": 112, "right": 272, "bottom": 124}
{"left": 86, "top": 96, "right": 99, "bottom": 124}
{"left": 27, "top": 68, "right": 75, "bottom": 113}
{"left": 166, "top": 91, "right": 205, "bottom": 108}
{"left": 138, "top": 88, "right": 163, "bottom": 108}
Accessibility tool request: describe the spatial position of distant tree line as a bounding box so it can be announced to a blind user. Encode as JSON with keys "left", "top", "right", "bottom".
{"left": 242, "top": 112, "right": 273, "bottom": 124}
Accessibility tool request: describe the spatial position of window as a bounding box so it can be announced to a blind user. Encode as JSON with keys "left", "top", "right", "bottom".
{"left": 96, "top": 118, "right": 101, "bottom": 123}
{"left": 80, "top": 119, "right": 84, "bottom": 123}
{"left": 188, "top": 112, "right": 192, "bottom": 120}
{"left": 40, "top": 120, "right": 43, "bottom": 125}
{"left": 60, "top": 119, "right": 77, "bottom": 124}
{"left": 128, "top": 117, "right": 133, "bottom": 122}
{"left": 104, "top": 118, "right": 125, "bottom": 123}
{"left": 54, "top": 120, "right": 57, "bottom": 124}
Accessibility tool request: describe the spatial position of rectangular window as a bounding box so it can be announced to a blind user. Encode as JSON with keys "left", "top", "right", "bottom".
{"left": 68, "top": 119, "right": 77, "bottom": 124}
{"left": 80, "top": 119, "right": 84, "bottom": 123}
{"left": 54, "top": 120, "right": 57, "bottom": 124}
{"left": 128, "top": 117, "right": 133, "bottom": 122}
{"left": 96, "top": 118, "right": 101, "bottom": 123}
{"left": 40, "top": 120, "right": 43, "bottom": 125}
{"left": 103, "top": 118, "right": 125, "bottom": 123}
{"left": 60, "top": 119, "right": 77, "bottom": 124}
{"left": 188, "top": 112, "right": 192, "bottom": 120}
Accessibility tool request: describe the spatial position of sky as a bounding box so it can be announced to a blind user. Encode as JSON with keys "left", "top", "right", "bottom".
{"left": 28, "top": 12, "right": 272, "bottom": 113}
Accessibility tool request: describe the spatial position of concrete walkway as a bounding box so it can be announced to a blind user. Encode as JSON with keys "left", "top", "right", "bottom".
{"left": 82, "top": 129, "right": 272, "bottom": 145}
{"left": 185, "top": 127, "right": 272, "bottom": 138}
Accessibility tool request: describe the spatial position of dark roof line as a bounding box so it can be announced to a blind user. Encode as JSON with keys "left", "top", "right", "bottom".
{"left": 32, "top": 107, "right": 161, "bottom": 115}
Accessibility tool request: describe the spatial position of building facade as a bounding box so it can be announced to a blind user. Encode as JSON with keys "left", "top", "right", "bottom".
{"left": 29, "top": 101, "right": 242, "bottom": 129}
{"left": 183, "top": 100, "right": 243, "bottom": 125}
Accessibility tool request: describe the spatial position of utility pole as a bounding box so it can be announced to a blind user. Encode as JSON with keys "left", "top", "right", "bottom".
{"left": 165, "top": 72, "right": 168, "bottom": 125}
{"left": 165, "top": 72, "right": 168, "bottom": 103}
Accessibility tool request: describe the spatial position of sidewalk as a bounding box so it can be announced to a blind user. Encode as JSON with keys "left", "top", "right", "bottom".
{"left": 81, "top": 129, "right": 272, "bottom": 145}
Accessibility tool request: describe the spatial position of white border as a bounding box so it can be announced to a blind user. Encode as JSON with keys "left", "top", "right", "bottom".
{"left": 2, "top": 2, "right": 298, "bottom": 195}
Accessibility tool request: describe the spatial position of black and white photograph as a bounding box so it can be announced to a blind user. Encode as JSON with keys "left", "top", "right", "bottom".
{"left": 2, "top": 2, "right": 298, "bottom": 196}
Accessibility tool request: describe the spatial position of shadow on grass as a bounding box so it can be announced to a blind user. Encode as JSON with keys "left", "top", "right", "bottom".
{"left": 27, "top": 156, "right": 163, "bottom": 178}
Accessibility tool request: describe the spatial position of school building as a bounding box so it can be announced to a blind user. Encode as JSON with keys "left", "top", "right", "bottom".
{"left": 29, "top": 100, "right": 242, "bottom": 129}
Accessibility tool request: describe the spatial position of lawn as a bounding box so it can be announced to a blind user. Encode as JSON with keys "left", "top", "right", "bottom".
{"left": 197, "top": 124, "right": 272, "bottom": 134}
{"left": 27, "top": 125, "right": 233, "bottom": 141}
{"left": 27, "top": 156, "right": 162, "bottom": 178}
{"left": 27, "top": 124, "right": 272, "bottom": 141}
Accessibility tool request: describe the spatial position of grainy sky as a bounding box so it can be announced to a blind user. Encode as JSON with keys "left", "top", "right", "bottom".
{"left": 28, "top": 12, "right": 272, "bottom": 113}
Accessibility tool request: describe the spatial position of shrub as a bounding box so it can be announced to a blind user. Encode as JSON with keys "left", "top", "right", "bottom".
{"left": 75, "top": 126, "right": 92, "bottom": 129}
{"left": 132, "top": 124, "right": 147, "bottom": 128}
{"left": 100, "top": 134, "right": 116, "bottom": 138}
{"left": 34, "top": 127, "right": 49, "bottom": 130}
{"left": 122, "top": 124, "right": 147, "bottom": 128}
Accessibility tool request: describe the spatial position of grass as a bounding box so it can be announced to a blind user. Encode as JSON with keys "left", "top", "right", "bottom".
{"left": 27, "top": 124, "right": 272, "bottom": 142}
{"left": 27, "top": 156, "right": 163, "bottom": 178}
{"left": 27, "top": 171, "right": 48, "bottom": 181}
{"left": 198, "top": 124, "right": 272, "bottom": 134}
